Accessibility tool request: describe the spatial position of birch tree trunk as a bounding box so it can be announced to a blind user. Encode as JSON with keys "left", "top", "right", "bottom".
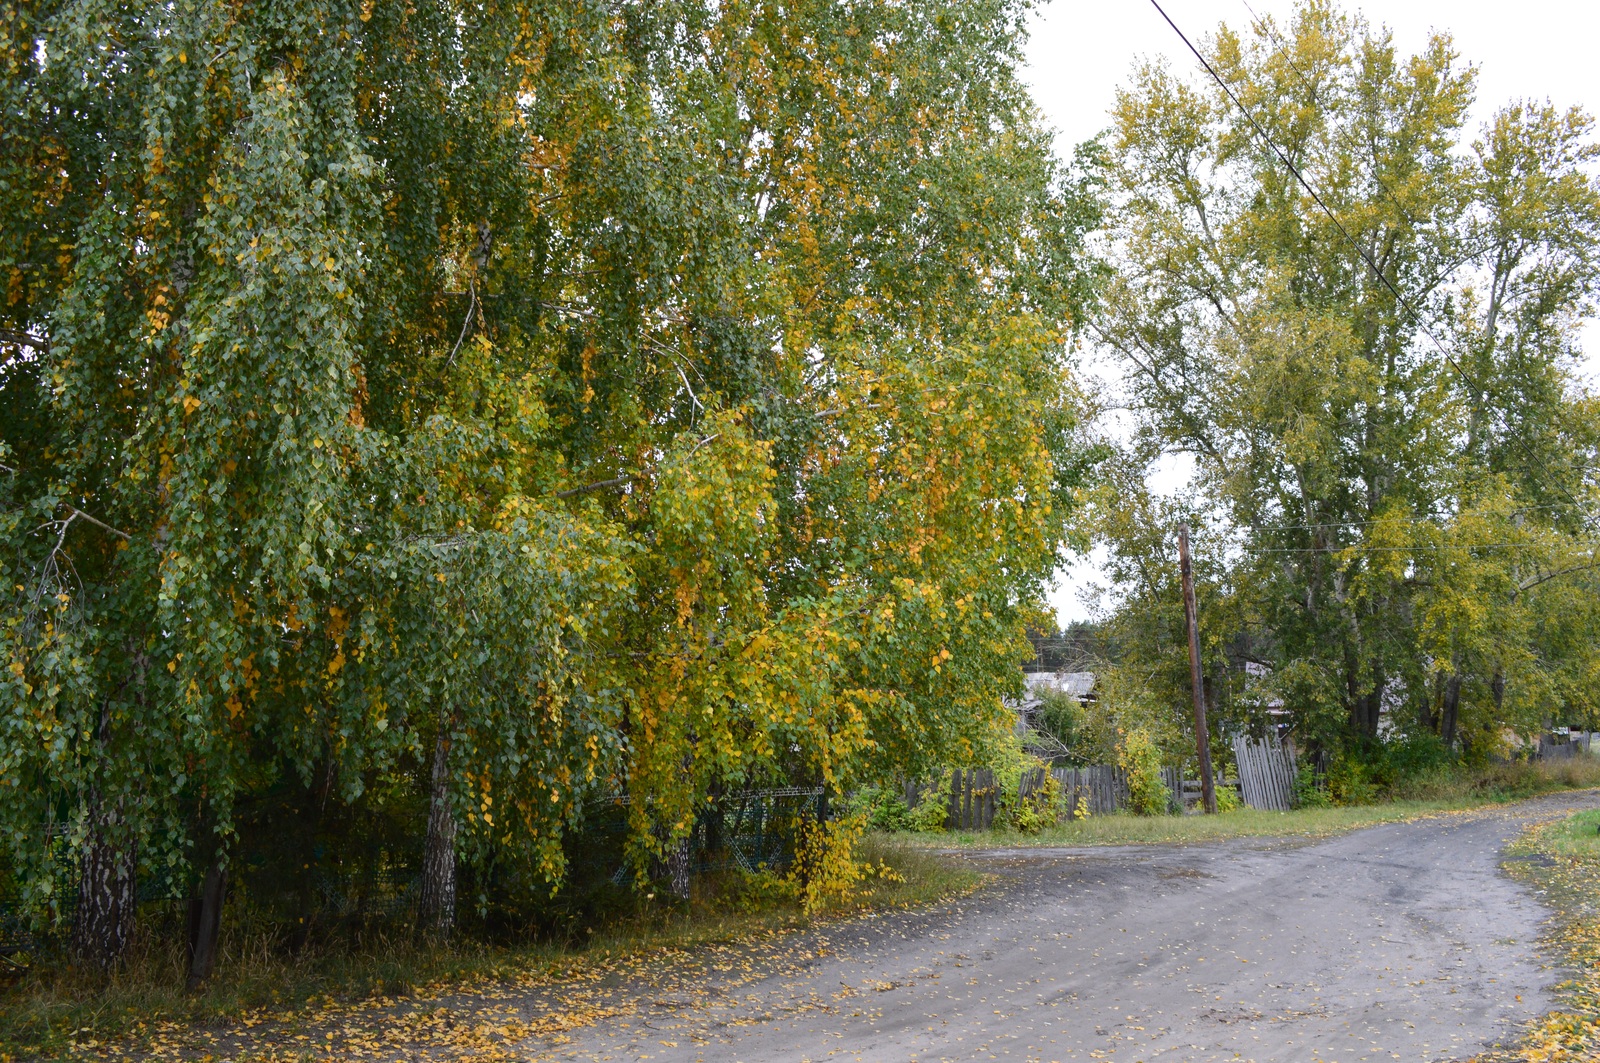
{"left": 665, "top": 837, "right": 691, "bottom": 901}
{"left": 72, "top": 790, "right": 136, "bottom": 971}
{"left": 72, "top": 701, "right": 136, "bottom": 971}
{"left": 417, "top": 730, "right": 456, "bottom": 935}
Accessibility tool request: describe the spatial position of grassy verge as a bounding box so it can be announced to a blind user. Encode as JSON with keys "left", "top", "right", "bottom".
{"left": 927, "top": 800, "right": 1470, "bottom": 848}
{"left": 911, "top": 757, "right": 1600, "bottom": 850}
{"left": 1473, "top": 809, "right": 1600, "bottom": 1062}
{"left": 5, "top": 760, "right": 1593, "bottom": 1060}
{"left": 0, "top": 835, "right": 978, "bottom": 1062}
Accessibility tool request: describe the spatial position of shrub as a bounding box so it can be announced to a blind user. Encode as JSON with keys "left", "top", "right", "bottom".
{"left": 1293, "top": 766, "right": 1333, "bottom": 809}
{"left": 1010, "top": 771, "right": 1060, "bottom": 834}
{"left": 1214, "top": 784, "right": 1242, "bottom": 813}
{"left": 1034, "top": 688, "right": 1083, "bottom": 748}
{"left": 872, "top": 792, "right": 913, "bottom": 832}
{"left": 787, "top": 812, "right": 868, "bottom": 913}
{"left": 907, "top": 787, "right": 950, "bottom": 834}
{"left": 1117, "top": 729, "right": 1172, "bottom": 817}
{"left": 1325, "top": 752, "right": 1376, "bottom": 806}
{"left": 846, "top": 787, "right": 915, "bottom": 832}
{"left": 981, "top": 729, "right": 1059, "bottom": 832}
{"left": 719, "top": 866, "right": 800, "bottom": 913}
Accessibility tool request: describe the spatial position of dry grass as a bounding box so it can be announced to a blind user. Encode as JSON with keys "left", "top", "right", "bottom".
{"left": 928, "top": 801, "right": 1458, "bottom": 848}
{"left": 1473, "top": 809, "right": 1600, "bottom": 1062}
{"left": 1388, "top": 756, "right": 1600, "bottom": 803}
{"left": 0, "top": 837, "right": 975, "bottom": 1061}
{"left": 5, "top": 762, "right": 1594, "bottom": 1060}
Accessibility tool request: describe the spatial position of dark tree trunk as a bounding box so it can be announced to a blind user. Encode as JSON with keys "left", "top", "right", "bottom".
{"left": 1441, "top": 674, "right": 1462, "bottom": 750}
{"left": 1365, "top": 669, "right": 1387, "bottom": 737}
{"left": 1420, "top": 672, "right": 1440, "bottom": 734}
{"left": 417, "top": 731, "right": 456, "bottom": 935}
{"left": 1344, "top": 645, "right": 1365, "bottom": 735}
{"left": 703, "top": 782, "right": 724, "bottom": 859}
{"left": 186, "top": 857, "right": 228, "bottom": 989}
{"left": 1351, "top": 681, "right": 1383, "bottom": 739}
{"left": 72, "top": 790, "right": 137, "bottom": 971}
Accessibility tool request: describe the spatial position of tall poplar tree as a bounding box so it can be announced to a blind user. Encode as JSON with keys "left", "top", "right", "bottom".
{"left": 1091, "top": 0, "right": 1600, "bottom": 752}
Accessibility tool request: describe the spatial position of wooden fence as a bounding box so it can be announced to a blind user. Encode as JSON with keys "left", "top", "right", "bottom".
{"left": 946, "top": 768, "right": 998, "bottom": 830}
{"left": 1050, "top": 765, "right": 1130, "bottom": 817}
{"left": 913, "top": 755, "right": 1298, "bottom": 827}
{"left": 1536, "top": 734, "right": 1600, "bottom": 760}
{"left": 1538, "top": 737, "right": 1578, "bottom": 761}
{"left": 1161, "top": 767, "right": 1243, "bottom": 812}
{"left": 906, "top": 764, "right": 1136, "bottom": 829}
{"left": 1232, "top": 735, "right": 1297, "bottom": 811}
{"left": 906, "top": 757, "right": 1291, "bottom": 828}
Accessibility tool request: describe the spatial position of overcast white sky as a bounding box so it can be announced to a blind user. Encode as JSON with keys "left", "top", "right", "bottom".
{"left": 1021, "top": 0, "right": 1600, "bottom": 626}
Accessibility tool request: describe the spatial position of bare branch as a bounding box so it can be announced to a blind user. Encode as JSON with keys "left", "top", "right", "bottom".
{"left": 1, "top": 461, "right": 134, "bottom": 540}
{"left": 555, "top": 475, "right": 635, "bottom": 499}
{"left": 1519, "top": 557, "right": 1600, "bottom": 592}
{"left": 445, "top": 279, "right": 478, "bottom": 369}
{"left": 0, "top": 328, "right": 49, "bottom": 353}
{"left": 65, "top": 505, "right": 132, "bottom": 542}
{"left": 675, "top": 364, "right": 704, "bottom": 415}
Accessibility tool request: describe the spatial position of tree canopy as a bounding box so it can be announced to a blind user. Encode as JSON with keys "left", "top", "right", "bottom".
{"left": 0, "top": 0, "right": 1100, "bottom": 961}
{"left": 1087, "top": 0, "right": 1600, "bottom": 761}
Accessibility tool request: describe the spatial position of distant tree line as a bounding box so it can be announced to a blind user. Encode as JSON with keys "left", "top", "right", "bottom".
{"left": 1081, "top": 0, "right": 1600, "bottom": 767}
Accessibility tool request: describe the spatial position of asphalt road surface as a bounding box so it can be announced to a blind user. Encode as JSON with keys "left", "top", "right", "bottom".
{"left": 527, "top": 792, "right": 1600, "bottom": 1063}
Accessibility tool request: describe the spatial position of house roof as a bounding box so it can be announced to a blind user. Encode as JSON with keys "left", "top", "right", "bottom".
{"left": 1022, "top": 671, "right": 1095, "bottom": 699}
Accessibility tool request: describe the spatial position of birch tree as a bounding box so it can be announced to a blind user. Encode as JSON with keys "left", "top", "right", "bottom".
{"left": 1, "top": 0, "right": 1100, "bottom": 961}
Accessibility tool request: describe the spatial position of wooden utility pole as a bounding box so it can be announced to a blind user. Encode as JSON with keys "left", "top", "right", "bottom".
{"left": 1178, "top": 524, "right": 1216, "bottom": 814}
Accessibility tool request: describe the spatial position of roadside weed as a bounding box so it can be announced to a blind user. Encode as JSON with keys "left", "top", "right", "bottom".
{"left": 1479, "top": 811, "right": 1600, "bottom": 1062}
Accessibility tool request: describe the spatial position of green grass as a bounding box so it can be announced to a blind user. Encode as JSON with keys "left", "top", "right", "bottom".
{"left": 1477, "top": 809, "right": 1600, "bottom": 1062}
{"left": 1522, "top": 806, "right": 1600, "bottom": 861}
{"left": 924, "top": 800, "right": 1469, "bottom": 848}
{"left": 0, "top": 836, "right": 975, "bottom": 1062}
{"left": 909, "top": 757, "right": 1600, "bottom": 851}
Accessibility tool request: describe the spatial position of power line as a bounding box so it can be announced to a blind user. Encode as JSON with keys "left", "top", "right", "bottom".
{"left": 1261, "top": 503, "right": 1573, "bottom": 533}
{"left": 1145, "top": 0, "right": 1598, "bottom": 533}
{"left": 1236, "top": 0, "right": 1424, "bottom": 234}
{"left": 1253, "top": 541, "right": 1600, "bottom": 554}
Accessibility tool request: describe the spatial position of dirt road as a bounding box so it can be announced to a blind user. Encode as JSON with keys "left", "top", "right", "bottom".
{"left": 526, "top": 793, "right": 1599, "bottom": 1063}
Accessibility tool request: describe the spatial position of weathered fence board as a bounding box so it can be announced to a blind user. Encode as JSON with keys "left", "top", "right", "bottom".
{"left": 901, "top": 763, "right": 1141, "bottom": 831}
{"left": 946, "top": 768, "right": 996, "bottom": 830}
{"left": 1538, "top": 736, "right": 1580, "bottom": 761}
{"left": 1169, "top": 766, "right": 1239, "bottom": 811}
{"left": 1050, "top": 765, "right": 1129, "bottom": 817}
{"left": 1233, "top": 736, "right": 1297, "bottom": 811}
{"left": 1160, "top": 766, "right": 1183, "bottom": 813}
